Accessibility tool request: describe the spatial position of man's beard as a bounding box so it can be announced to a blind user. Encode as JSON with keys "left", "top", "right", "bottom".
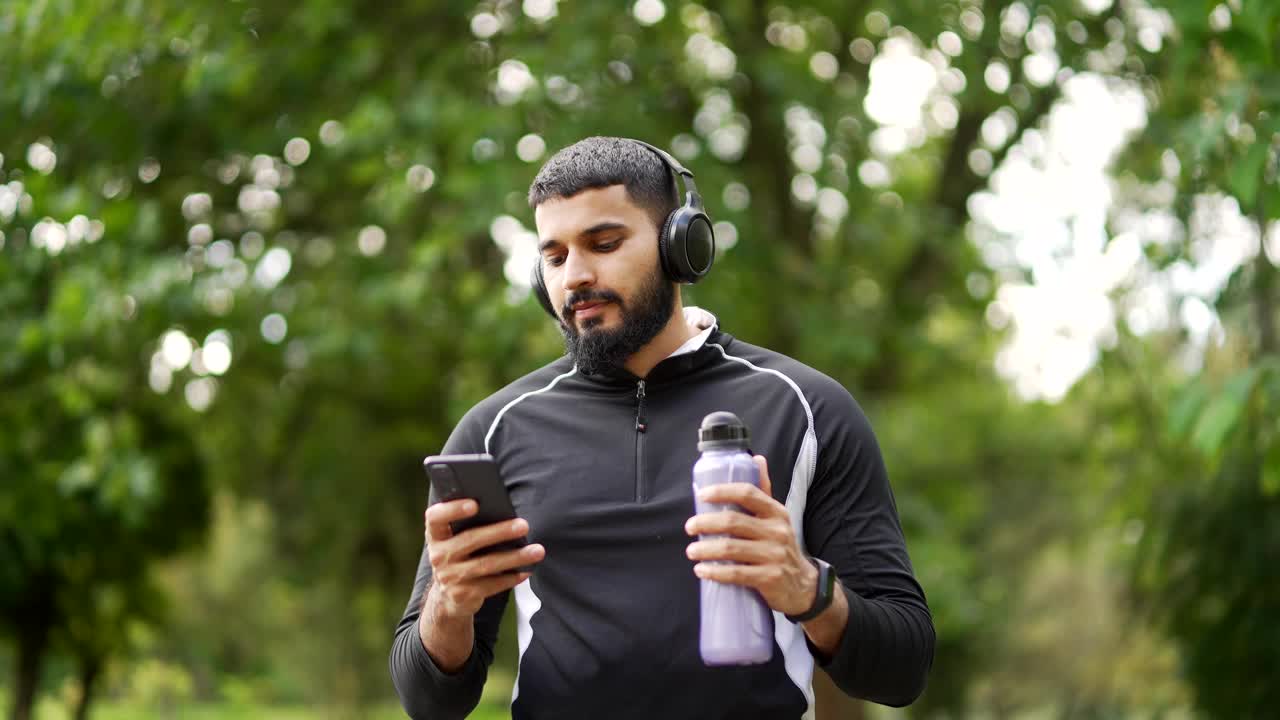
{"left": 560, "top": 264, "right": 675, "bottom": 376}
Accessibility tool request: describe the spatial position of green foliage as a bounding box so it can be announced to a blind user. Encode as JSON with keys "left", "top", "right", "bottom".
{"left": 4, "top": 0, "right": 1277, "bottom": 718}
{"left": 1126, "top": 3, "right": 1280, "bottom": 715}
{"left": 1141, "top": 358, "right": 1280, "bottom": 716}
{"left": 0, "top": 136, "right": 211, "bottom": 718}
{"left": 1187, "top": 366, "right": 1261, "bottom": 459}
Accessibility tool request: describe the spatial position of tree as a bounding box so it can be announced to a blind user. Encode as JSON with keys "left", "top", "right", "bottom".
{"left": 3, "top": 12, "right": 221, "bottom": 718}
{"left": 1123, "top": 1, "right": 1280, "bottom": 716}
{"left": 0, "top": 231, "right": 210, "bottom": 719}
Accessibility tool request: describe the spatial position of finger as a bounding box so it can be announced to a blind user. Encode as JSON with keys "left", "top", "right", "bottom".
{"left": 428, "top": 519, "right": 531, "bottom": 571}
{"left": 692, "top": 562, "right": 782, "bottom": 591}
{"left": 452, "top": 543, "right": 545, "bottom": 580}
{"left": 466, "top": 570, "right": 533, "bottom": 600}
{"left": 425, "top": 499, "right": 478, "bottom": 542}
{"left": 753, "top": 454, "right": 773, "bottom": 498}
{"left": 452, "top": 517, "right": 531, "bottom": 557}
{"left": 693, "top": 482, "right": 785, "bottom": 519}
{"left": 686, "top": 538, "right": 783, "bottom": 565}
{"left": 684, "top": 510, "right": 775, "bottom": 540}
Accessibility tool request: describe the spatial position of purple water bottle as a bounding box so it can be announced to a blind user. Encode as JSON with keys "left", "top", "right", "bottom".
{"left": 693, "top": 411, "right": 774, "bottom": 666}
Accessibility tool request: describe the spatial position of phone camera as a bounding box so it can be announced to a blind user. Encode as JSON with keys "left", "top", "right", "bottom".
{"left": 429, "top": 464, "right": 459, "bottom": 495}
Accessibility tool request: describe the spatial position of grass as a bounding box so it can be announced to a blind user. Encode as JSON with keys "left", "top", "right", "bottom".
{"left": 2, "top": 665, "right": 516, "bottom": 719}
{"left": 18, "top": 697, "right": 511, "bottom": 720}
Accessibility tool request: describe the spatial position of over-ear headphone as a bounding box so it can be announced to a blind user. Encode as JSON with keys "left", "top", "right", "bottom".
{"left": 530, "top": 139, "right": 716, "bottom": 320}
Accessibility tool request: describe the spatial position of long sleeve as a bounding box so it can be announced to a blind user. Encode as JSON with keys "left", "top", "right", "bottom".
{"left": 388, "top": 541, "right": 511, "bottom": 719}
{"left": 389, "top": 407, "right": 510, "bottom": 719}
{"left": 801, "top": 381, "right": 935, "bottom": 706}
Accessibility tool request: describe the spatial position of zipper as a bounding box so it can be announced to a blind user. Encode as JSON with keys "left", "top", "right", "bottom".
{"left": 634, "top": 380, "right": 647, "bottom": 502}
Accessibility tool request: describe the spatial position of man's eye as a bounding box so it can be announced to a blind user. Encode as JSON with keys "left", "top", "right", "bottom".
{"left": 546, "top": 255, "right": 566, "bottom": 267}
{"left": 596, "top": 240, "right": 620, "bottom": 252}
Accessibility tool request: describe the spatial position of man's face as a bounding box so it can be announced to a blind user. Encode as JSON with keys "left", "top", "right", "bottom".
{"left": 534, "top": 185, "right": 675, "bottom": 374}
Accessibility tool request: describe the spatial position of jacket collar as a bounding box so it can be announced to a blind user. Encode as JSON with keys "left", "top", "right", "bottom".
{"left": 666, "top": 307, "right": 718, "bottom": 359}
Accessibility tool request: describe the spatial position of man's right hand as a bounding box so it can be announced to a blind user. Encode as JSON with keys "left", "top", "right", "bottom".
{"left": 423, "top": 499, "right": 545, "bottom": 619}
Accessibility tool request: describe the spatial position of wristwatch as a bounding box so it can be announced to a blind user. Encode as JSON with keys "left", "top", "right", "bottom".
{"left": 785, "top": 556, "right": 836, "bottom": 623}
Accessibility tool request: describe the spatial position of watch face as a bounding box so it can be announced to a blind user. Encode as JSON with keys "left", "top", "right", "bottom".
{"left": 817, "top": 558, "right": 836, "bottom": 603}
{"left": 787, "top": 557, "right": 838, "bottom": 623}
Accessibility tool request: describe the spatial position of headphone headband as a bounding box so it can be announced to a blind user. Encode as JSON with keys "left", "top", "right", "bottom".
{"left": 626, "top": 138, "right": 701, "bottom": 200}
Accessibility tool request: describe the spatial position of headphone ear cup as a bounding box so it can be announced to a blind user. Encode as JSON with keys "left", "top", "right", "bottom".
{"left": 657, "top": 210, "right": 679, "bottom": 282}
{"left": 662, "top": 208, "right": 715, "bottom": 284}
{"left": 682, "top": 211, "right": 715, "bottom": 282}
{"left": 531, "top": 261, "right": 558, "bottom": 320}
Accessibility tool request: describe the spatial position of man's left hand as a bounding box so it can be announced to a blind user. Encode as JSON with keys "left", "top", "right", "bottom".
{"left": 683, "top": 454, "right": 819, "bottom": 618}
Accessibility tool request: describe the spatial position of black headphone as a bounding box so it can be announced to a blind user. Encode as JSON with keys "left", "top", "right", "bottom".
{"left": 530, "top": 139, "right": 716, "bottom": 320}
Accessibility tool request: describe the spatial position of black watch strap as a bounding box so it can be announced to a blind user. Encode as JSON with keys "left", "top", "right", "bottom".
{"left": 786, "top": 556, "right": 836, "bottom": 623}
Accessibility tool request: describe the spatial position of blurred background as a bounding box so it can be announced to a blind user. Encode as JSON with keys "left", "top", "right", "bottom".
{"left": 2, "top": 0, "right": 1277, "bottom": 718}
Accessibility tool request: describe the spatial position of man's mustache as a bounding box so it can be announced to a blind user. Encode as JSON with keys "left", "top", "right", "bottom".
{"left": 562, "top": 288, "right": 624, "bottom": 318}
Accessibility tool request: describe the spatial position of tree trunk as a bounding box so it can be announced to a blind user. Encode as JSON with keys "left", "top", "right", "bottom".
{"left": 72, "top": 655, "right": 102, "bottom": 720}
{"left": 10, "top": 614, "right": 51, "bottom": 720}
{"left": 1252, "top": 181, "right": 1276, "bottom": 356}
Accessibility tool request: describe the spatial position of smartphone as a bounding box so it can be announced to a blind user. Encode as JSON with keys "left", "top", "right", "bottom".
{"left": 422, "top": 453, "right": 530, "bottom": 566}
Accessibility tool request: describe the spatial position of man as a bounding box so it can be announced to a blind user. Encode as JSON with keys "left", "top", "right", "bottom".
{"left": 390, "top": 137, "right": 934, "bottom": 719}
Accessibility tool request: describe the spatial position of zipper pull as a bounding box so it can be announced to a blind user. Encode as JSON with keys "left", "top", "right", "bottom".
{"left": 635, "top": 381, "right": 647, "bottom": 433}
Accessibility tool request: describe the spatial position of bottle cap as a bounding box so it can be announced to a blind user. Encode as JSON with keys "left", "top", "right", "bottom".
{"left": 698, "top": 411, "right": 750, "bottom": 450}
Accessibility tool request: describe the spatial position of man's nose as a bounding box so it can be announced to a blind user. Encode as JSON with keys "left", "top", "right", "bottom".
{"left": 561, "top": 249, "right": 596, "bottom": 292}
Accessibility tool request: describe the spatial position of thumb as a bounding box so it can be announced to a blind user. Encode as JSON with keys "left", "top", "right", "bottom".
{"left": 752, "top": 454, "right": 772, "bottom": 498}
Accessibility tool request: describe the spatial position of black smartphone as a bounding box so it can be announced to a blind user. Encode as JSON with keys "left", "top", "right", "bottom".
{"left": 422, "top": 453, "right": 530, "bottom": 564}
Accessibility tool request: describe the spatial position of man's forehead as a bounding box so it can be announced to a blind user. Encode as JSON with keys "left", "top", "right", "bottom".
{"left": 534, "top": 185, "right": 644, "bottom": 237}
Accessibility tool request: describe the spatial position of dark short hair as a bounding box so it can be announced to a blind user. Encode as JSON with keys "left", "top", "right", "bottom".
{"left": 527, "top": 136, "right": 678, "bottom": 232}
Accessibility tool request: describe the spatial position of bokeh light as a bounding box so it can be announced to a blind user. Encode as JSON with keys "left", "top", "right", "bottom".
{"left": 161, "top": 330, "right": 193, "bottom": 370}
{"left": 27, "top": 140, "right": 56, "bottom": 174}
{"left": 357, "top": 225, "right": 387, "bottom": 256}
{"left": 319, "top": 120, "right": 345, "bottom": 146}
{"left": 495, "top": 60, "right": 537, "bottom": 105}
{"left": 471, "top": 12, "right": 500, "bottom": 38}
{"left": 185, "top": 378, "right": 217, "bottom": 412}
{"left": 516, "top": 134, "right": 546, "bottom": 163}
{"left": 260, "top": 313, "right": 288, "bottom": 344}
{"left": 633, "top": 0, "right": 665, "bottom": 26}
{"left": 240, "top": 231, "right": 265, "bottom": 260}
{"left": 203, "top": 339, "right": 232, "bottom": 376}
{"left": 284, "top": 138, "right": 311, "bottom": 166}
{"left": 253, "top": 247, "right": 292, "bottom": 289}
{"left": 138, "top": 157, "right": 161, "bottom": 183}
{"left": 523, "top": 0, "right": 557, "bottom": 23}
{"left": 712, "top": 220, "right": 737, "bottom": 250}
{"left": 406, "top": 164, "right": 436, "bottom": 192}
{"left": 809, "top": 51, "right": 839, "bottom": 81}
{"left": 722, "top": 182, "right": 750, "bottom": 212}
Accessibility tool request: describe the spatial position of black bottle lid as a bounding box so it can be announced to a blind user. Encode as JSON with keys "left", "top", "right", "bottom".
{"left": 698, "top": 411, "right": 750, "bottom": 451}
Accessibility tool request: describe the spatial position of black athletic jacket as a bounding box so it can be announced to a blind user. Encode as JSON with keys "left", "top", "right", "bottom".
{"left": 390, "top": 318, "right": 934, "bottom": 719}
